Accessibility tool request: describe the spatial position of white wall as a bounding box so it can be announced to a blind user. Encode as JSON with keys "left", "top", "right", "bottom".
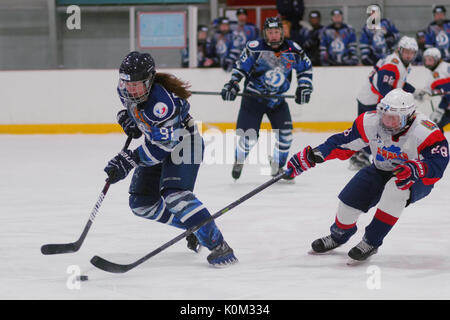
{"left": 0, "top": 66, "right": 436, "bottom": 125}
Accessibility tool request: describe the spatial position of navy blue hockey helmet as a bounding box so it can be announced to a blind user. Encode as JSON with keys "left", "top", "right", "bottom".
{"left": 263, "top": 17, "right": 284, "bottom": 47}
{"left": 118, "top": 51, "right": 156, "bottom": 104}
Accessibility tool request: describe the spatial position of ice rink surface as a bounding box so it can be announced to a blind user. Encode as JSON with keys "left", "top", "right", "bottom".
{"left": 1, "top": 131, "right": 450, "bottom": 300}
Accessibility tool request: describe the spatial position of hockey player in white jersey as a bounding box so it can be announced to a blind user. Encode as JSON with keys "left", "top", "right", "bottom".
{"left": 287, "top": 88, "right": 448, "bottom": 263}
{"left": 415, "top": 47, "right": 450, "bottom": 130}
{"left": 349, "top": 36, "right": 418, "bottom": 170}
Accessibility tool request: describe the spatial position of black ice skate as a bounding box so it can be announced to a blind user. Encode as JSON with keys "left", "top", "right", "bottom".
{"left": 207, "top": 241, "right": 238, "bottom": 267}
{"left": 186, "top": 233, "right": 202, "bottom": 253}
{"left": 348, "top": 151, "right": 371, "bottom": 171}
{"left": 310, "top": 235, "right": 340, "bottom": 254}
{"left": 232, "top": 163, "right": 244, "bottom": 180}
{"left": 347, "top": 240, "right": 378, "bottom": 264}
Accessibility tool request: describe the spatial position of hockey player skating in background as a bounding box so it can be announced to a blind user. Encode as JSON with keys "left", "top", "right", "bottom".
{"left": 425, "top": 5, "right": 450, "bottom": 63}
{"left": 287, "top": 89, "right": 448, "bottom": 263}
{"left": 350, "top": 36, "right": 418, "bottom": 170}
{"left": 221, "top": 16, "right": 313, "bottom": 181}
{"left": 414, "top": 47, "right": 450, "bottom": 131}
{"left": 104, "top": 51, "right": 238, "bottom": 267}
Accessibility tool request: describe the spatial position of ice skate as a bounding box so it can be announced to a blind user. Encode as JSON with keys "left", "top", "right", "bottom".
{"left": 348, "top": 151, "right": 371, "bottom": 171}
{"left": 186, "top": 233, "right": 202, "bottom": 253}
{"left": 207, "top": 241, "right": 238, "bottom": 267}
{"left": 309, "top": 235, "right": 340, "bottom": 254}
{"left": 347, "top": 240, "right": 378, "bottom": 265}
{"left": 269, "top": 156, "right": 295, "bottom": 184}
{"left": 231, "top": 162, "right": 244, "bottom": 180}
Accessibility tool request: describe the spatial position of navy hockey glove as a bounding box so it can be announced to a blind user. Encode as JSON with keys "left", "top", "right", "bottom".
{"left": 287, "top": 146, "right": 316, "bottom": 178}
{"left": 221, "top": 81, "right": 240, "bottom": 101}
{"left": 393, "top": 160, "right": 427, "bottom": 190}
{"left": 117, "top": 109, "right": 142, "bottom": 139}
{"left": 104, "top": 149, "right": 140, "bottom": 184}
{"left": 295, "top": 85, "right": 312, "bottom": 104}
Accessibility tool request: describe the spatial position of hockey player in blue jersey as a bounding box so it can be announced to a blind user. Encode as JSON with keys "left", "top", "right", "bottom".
{"left": 104, "top": 51, "right": 238, "bottom": 267}
{"left": 425, "top": 5, "right": 450, "bottom": 63}
{"left": 360, "top": 4, "right": 400, "bottom": 66}
{"left": 220, "top": 16, "right": 313, "bottom": 181}
{"left": 230, "top": 8, "right": 259, "bottom": 61}
{"left": 287, "top": 89, "right": 449, "bottom": 263}
{"left": 320, "top": 9, "right": 358, "bottom": 66}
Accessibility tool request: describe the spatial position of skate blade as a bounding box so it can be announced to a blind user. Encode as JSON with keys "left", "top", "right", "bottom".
{"left": 346, "top": 258, "right": 366, "bottom": 266}
{"left": 209, "top": 258, "right": 239, "bottom": 268}
{"left": 308, "top": 249, "right": 335, "bottom": 255}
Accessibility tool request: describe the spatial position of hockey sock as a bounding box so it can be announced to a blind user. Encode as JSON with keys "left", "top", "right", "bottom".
{"left": 363, "top": 208, "right": 398, "bottom": 247}
{"left": 272, "top": 129, "right": 293, "bottom": 167}
{"left": 330, "top": 220, "right": 357, "bottom": 245}
{"left": 235, "top": 136, "right": 257, "bottom": 163}
{"left": 163, "top": 189, "right": 224, "bottom": 250}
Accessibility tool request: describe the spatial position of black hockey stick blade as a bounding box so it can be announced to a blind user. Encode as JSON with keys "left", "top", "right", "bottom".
{"left": 90, "top": 171, "right": 288, "bottom": 273}
{"left": 40, "top": 136, "right": 132, "bottom": 255}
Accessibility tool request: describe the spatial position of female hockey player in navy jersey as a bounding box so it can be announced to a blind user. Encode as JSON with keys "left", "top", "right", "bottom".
{"left": 221, "top": 16, "right": 313, "bottom": 181}
{"left": 103, "top": 51, "right": 237, "bottom": 267}
{"left": 287, "top": 88, "right": 449, "bottom": 263}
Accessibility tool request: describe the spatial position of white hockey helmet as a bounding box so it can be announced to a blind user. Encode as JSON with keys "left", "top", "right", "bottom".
{"left": 377, "top": 88, "right": 416, "bottom": 135}
{"left": 423, "top": 47, "right": 442, "bottom": 69}
{"left": 397, "top": 36, "right": 418, "bottom": 65}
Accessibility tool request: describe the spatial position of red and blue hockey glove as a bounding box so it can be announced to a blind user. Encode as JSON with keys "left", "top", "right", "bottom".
{"left": 393, "top": 160, "right": 427, "bottom": 190}
{"left": 287, "top": 146, "right": 316, "bottom": 178}
{"left": 221, "top": 81, "right": 240, "bottom": 101}
{"left": 117, "top": 109, "right": 142, "bottom": 139}
{"left": 104, "top": 149, "right": 140, "bottom": 184}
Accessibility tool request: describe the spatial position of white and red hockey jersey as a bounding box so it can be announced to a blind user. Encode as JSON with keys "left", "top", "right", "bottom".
{"left": 315, "top": 111, "right": 449, "bottom": 186}
{"left": 357, "top": 52, "right": 415, "bottom": 106}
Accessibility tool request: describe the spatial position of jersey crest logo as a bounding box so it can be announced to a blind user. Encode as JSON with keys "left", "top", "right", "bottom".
{"left": 248, "top": 40, "right": 259, "bottom": 48}
{"left": 153, "top": 102, "right": 169, "bottom": 119}
{"left": 433, "top": 71, "right": 440, "bottom": 79}
{"left": 376, "top": 145, "right": 408, "bottom": 162}
{"left": 421, "top": 120, "right": 438, "bottom": 130}
{"left": 391, "top": 58, "right": 399, "bottom": 64}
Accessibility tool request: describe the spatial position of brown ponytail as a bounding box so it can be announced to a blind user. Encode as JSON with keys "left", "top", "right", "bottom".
{"left": 154, "top": 72, "right": 192, "bottom": 100}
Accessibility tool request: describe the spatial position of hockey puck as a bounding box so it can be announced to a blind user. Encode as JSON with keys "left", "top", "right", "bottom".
{"left": 76, "top": 275, "right": 88, "bottom": 281}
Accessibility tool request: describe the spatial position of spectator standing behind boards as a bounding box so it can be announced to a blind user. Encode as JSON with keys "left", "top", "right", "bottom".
{"left": 425, "top": 5, "right": 450, "bottom": 62}
{"left": 413, "top": 30, "right": 427, "bottom": 65}
{"left": 181, "top": 25, "right": 217, "bottom": 68}
{"left": 276, "top": 0, "right": 305, "bottom": 31}
{"left": 206, "top": 17, "right": 239, "bottom": 72}
{"left": 302, "top": 11, "right": 324, "bottom": 66}
{"left": 320, "top": 9, "right": 358, "bottom": 66}
{"left": 360, "top": 4, "right": 400, "bottom": 66}
{"left": 281, "top": 17, "right": 308, "bottom": 48}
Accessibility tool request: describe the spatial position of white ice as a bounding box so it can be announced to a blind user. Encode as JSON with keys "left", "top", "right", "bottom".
{"left": 1, "top": 131, "right": 450, "bottom": 300}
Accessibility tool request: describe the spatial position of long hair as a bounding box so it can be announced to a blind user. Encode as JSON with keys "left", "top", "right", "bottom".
{"left": 154, "top": 72, "right": 192, "bottom": 100}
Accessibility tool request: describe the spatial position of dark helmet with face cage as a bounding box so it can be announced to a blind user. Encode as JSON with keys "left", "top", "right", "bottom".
{"left": 263, "top": 17, "right": 284, "bottom": 47}
{"left": 118, "top": 51, "right": 156, "bottom": 104}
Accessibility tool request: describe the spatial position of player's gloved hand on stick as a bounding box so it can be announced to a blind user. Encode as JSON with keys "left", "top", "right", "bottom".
{"left": 221, "top": 81, "right": 240, "bottom": 101}
{"left": 393, "top": 160, "right": 427, "bottom": 190}
{"left": 104, "top": 149, "right": 140, "bottom": 184}
{"left": 117, "top": 109, "right": 142, "bottom": 139}
{"left": 287, "top": 146, "right": 316, "bottom": 178}
{"left": 295, "top": 85, "right": 312, "bottom": 104}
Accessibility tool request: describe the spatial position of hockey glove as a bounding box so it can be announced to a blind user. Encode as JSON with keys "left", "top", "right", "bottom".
{"left": 221, "top": 81, "right": 240, "bottom": 101}
{"left": 393, "top": 160, "right": 427, "bottom": 190}
{"left": 295, "top": 85, "right": 312, "bottom": 104}
{"left": 117, "top": 109, "right": 142, "bottom": 139}
{"left": 430, "top": 108, "right": 445, "bottom": 124}
{"left": 104, "top": 149, "right": 140, "bottom": 184}
{"left": 287, "top": 146, "right": 316, "bottom": 178}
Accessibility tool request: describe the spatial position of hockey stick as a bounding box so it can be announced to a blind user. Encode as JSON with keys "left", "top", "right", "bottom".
{"left": 190, "top": 90, "right": 296, "bottom": 99}
{"left": 90, "top": 170, "right": 289, "bottom": 273}
{"left": 40, "top": 135, "right": 133, "bottom": 255}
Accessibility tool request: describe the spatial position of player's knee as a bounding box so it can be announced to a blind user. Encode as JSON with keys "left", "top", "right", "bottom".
{"left": 129, "top": 194, "right": 165, "bottom": 220}
{"left": 377, "top": 178, "right": 409, "bottom": 218}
